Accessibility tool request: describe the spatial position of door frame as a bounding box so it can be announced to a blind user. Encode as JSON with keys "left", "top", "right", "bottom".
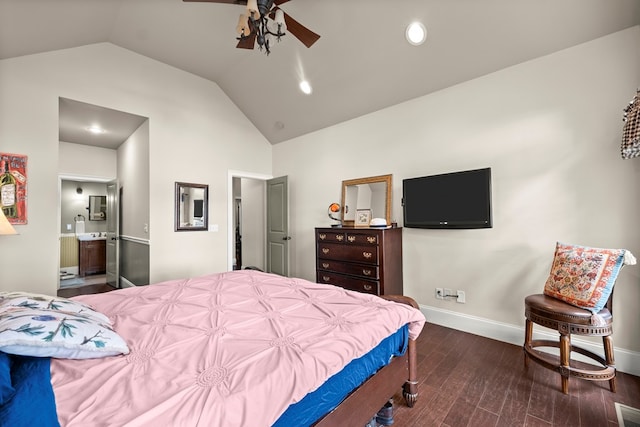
{"left": 226, "top": 170, "right": 273, "bottom": 272}
{"left": 57, "top": 173, "right": 115, "bottom": 288}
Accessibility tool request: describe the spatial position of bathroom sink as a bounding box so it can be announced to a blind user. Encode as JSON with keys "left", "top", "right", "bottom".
{"left": 77, "top": 233, "right": 107, "bottom": 241}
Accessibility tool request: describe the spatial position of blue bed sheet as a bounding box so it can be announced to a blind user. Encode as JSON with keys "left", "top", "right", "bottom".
{"left": 0, "top": 326, "right": 408, "bottom": 427}
{"left": 0, "top": 353, "right": 59, "bottom": 427}
{"left": 272, "top": 324, "right": 409, "bottom": 427}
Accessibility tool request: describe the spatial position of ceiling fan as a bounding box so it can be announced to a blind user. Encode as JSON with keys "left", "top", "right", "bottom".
{"left": 182, "top": 0, "right": 321, "bottom": 55}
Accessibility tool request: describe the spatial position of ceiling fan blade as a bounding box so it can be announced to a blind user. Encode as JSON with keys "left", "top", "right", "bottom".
{"left": 273, "top": 0, "right": 291, "bottom": 5}
{"left": 282, "top": 11, "right": 320, "bottom": 48}
{"left": 236, "top": 33, "right": 257, "bottom": 49}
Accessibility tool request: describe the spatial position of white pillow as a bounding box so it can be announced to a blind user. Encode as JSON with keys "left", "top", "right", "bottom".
{"left": 0, "top": 307, "right": 129, "bottom": 359}
{"left": 0, "top": 292, "right": 111, "bottom": 325}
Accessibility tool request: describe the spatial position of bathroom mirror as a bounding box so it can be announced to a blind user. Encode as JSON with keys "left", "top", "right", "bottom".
{"left": 341, "top": 174, "right": 392, "bottom": 226}
{"left": 88, "top": 195, "right": 107, "bottom": 221}
{"left": 175, "top": 182, "right": 208, "bottom": 231}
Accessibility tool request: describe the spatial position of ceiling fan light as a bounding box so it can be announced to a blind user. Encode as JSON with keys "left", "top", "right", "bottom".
{"left": 406, "top": 21, "right": 427, "bottom": 46}
{"left": 246, "top": 0, "right": 259, "bottom": 19}
{"left": 236, "top": 13, "right": 249, "bottom": 35}
{"left": 274, "top": 9, "right": 286, "bottom": 28}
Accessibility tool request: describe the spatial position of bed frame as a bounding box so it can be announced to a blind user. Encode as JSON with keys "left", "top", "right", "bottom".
{"left": 313, "top": 295, "right": 420, "bottom": 426}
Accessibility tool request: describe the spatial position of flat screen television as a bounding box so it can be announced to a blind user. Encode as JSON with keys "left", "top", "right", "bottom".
{"left": 402, "top": 167, "right": 492, "bottom": 229}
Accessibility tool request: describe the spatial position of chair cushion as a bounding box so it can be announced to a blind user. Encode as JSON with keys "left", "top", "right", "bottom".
{"left": 543, "top": 242, "right": 630, "bottom": 314}
{"left": 525, "top": 294, "right": 612, "bottom": 326}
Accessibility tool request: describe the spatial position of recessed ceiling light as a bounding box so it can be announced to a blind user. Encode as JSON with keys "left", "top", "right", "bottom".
{"left": 299, "top": 80, "right": 312, "bottom": 95}
{"left": 406, "top": 22, "right": 427, "bottom": 46}
{"left": 86, "top": 125, "right": 105, "bottom": 134}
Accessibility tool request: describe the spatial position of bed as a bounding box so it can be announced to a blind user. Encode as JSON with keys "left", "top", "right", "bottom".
{"left": 0, "top": 270, "right": 425, "bottom": 426}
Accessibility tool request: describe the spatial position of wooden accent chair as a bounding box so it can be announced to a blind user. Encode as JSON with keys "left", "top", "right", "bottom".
{"left": 523, "top": 242, "right": 635, "bottom": 394}
{"left": 524, "top": 290, "right": 615, "bottom": 394}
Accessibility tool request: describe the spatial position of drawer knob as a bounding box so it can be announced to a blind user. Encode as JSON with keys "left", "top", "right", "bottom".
{"left": 362, "top": 251, "right": 372, "bottom": 259}
{"left": 348, "top": 236, "right": 356, "bottom": 242}
{"left": 322, "top": 276, "right": 330, "bottom": 282}
{"left": 364, "top": 284, "right": 372, "bottom": 291}
{"left": 322, "top": 248, "right": 330, "bottom": 254}
{"left": 367, "top": 237, "right": 377, "bottom": 244}
{"left": 319, "top": 233, "right": 326, "bottom": 240}
{"left": 322, "top": 263, "right": 329, "bottom": 268}
{"left": 336, "top": 235, "right": 344, "bottom": 241}
{"left": 362, "top": 269, "right": 371, "bottom": 276}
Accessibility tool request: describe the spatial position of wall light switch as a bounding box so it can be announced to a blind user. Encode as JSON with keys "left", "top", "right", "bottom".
{"left": 66, "top": 224, "right": 72, "bottom": 231}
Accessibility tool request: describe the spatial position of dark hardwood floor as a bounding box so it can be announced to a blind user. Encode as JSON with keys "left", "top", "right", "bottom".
{"left": 392, "top": 323, "right": 640, "bottom": 427}
{"left": 57, "top": 283, "right": 116, "bottom": 298}
{"left": 58, "top": 284, "right": 639, "bottom": 426}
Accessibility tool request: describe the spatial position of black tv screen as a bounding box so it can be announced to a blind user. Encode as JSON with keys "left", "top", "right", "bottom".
{"left": 402, "top": 168, "right": 492, "bottom": 229}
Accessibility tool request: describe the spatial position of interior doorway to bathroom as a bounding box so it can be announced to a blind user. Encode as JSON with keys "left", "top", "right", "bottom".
{"left": 58, "top": 97, "right": 148, "bottom": 290}
{"left": 59, "top": 178, "right": 111, "bottom": 289}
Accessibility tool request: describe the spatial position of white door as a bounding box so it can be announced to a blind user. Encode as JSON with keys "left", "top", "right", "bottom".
{"left": 266, "top": 176, "right": 289, "bottom": 276}
{"left": 106, "top": 180, "right": 119, "bottom": 288}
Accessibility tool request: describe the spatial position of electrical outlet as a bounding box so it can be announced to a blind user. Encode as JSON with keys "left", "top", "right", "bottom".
{"left": 456, "top": 290, "right": 466, "bottom": 303}
{"left": 435, "top": 288, "right": 443, "bottom": 300}
{"left": 444, "top": 288, "right": 453, "bottom": 299}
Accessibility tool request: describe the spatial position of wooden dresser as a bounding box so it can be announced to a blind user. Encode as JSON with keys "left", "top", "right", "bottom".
{"left": 315, "top": 227, "right": 403, "bottom": 296}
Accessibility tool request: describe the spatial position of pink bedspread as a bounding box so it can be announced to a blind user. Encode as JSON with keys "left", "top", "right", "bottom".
{"left": 51, "top": 270, "right": 425, "bottom": 426}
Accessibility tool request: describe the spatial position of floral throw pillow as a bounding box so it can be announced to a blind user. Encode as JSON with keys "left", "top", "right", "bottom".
{"left": 543, "top": 242, "right": 635, "bottom": 313}
{"left": 0, "top": 292, "right": 111, "bottom": 325}
{"left": 0, "top": 307, "right": 129, "bottom": 359}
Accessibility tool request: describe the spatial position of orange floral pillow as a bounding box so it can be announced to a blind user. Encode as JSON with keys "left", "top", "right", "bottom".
{"left": 543, "top": 242, "right": 632, "bottom": 313}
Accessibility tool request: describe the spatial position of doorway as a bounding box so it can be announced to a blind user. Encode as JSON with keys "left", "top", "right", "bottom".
{"left": 229, "top": 172, "right": 269, "bottom": 271}
{"left": 227, "top": 171, "right": 290, "bottom": 276}
{"left": 58, "top": 177, "right": 112, "bottom": 289}
{"left": 58, "top": 97, "right": 149, "bottom": 290}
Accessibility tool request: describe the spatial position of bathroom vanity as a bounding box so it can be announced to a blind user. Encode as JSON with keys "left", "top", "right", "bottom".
{"left": 78, "top": 236, "right": 106, "bottom": 277}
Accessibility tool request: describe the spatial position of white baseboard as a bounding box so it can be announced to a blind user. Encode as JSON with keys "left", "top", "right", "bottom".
{"left": 420, "top": 304, "right": 640, "bottom": 377}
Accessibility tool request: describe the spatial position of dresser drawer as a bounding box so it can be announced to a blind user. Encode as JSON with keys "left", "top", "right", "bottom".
{"left": 316, "top": 271, "right": 379, "bottom": 295}
{"left": 316, "top": 230, "right": 380, "bottom": 246}
{"left": 317, "top": 243, "right": 378, "bottom": 264}
{"left": 316, "top": 230, "right": 347, "bottom": 244}
{"left": 344, "top": 233, "right": 379, "bottom": 246}
{"left": 317, "top": 259, "right": 379, "bottom": 280}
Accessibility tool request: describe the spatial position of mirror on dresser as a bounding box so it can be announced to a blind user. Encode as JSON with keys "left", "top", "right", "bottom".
{"left": 175, "top": 182, "right": 208, "bottom": 231}
{"left": 340, "top": 174, "right": 392, "bottom": 226}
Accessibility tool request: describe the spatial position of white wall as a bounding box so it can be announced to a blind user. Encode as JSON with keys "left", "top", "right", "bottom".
{"left": 59, "top": 181, "right": 108, "bottom": 235}
{"left": 0, "top": 42, "right": 272, "bottom": 294}
{"left": 118, "top": 120, "right": 150, "bottom": 241}
{"left": 273, "top": 27, "right": 640, "bottom": 355}
{"left": 240, "top": 178, "right": 266, "bottom": 270}
{"left": 59, "top": 141, "right": 117, "bottom": 179}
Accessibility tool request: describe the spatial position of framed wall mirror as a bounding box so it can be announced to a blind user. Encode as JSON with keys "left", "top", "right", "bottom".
{"left": 88, "top": 195, "right": 107, "bottom": 221}
{"left": 341, "top": 174, "right": 392, "bottom": 227}
{"left": 175, "top": 182, "right": 208, "bottom": 231}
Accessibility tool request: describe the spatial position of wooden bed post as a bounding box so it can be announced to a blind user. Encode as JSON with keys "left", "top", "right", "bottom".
{"left": 403, "top": 338, "right": 418, "bottom": 407}
{"left": 380, "top": 295, "right": 421, "bottom": 408}
{"left": 313, "top": 294, "right": 423, "bottom": 426}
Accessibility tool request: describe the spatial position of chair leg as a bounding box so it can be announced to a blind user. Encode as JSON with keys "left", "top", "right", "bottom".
{"left": 524, "top": 318, "right": 533, "bottom": 368}
{"left": 603, "top": 335, "right": 617, "bottom": 393}
{"left": 560, "top": 333, "right": 570, "bottom": 394}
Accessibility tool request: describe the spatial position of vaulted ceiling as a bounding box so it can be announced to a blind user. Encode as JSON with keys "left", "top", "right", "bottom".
{"left": 1, "top": 0, "right": 639, "bottom": 145}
